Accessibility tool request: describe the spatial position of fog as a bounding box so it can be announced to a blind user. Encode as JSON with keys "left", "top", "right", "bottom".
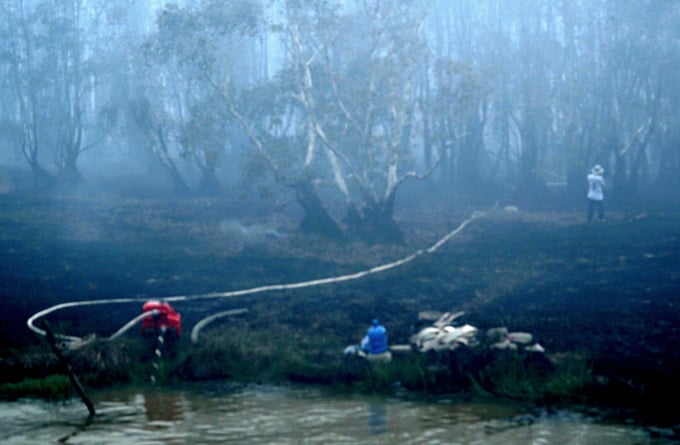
{"left": 1, "top": 0, "right": 680, "bottom": 241}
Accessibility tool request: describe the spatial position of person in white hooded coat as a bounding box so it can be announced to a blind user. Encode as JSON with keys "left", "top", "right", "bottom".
{"left": 587, "top": 164, "right": 606, "bottom": 221}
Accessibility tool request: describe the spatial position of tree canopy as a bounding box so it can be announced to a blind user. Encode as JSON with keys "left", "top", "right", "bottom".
{"left": 1, "top": 0, "right": 679, "bottom": 240}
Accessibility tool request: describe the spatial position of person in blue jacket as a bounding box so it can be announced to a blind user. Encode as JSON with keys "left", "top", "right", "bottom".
{"left": 362, "top": 319, "right": 388, "bottom": 355}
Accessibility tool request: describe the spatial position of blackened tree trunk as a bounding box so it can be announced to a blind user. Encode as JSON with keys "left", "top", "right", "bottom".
{"left": 345, "top": 193, "right": 404, "bottom": 245}
{"left": 612, "top": 149, "right": 635, "bottom": 215}
{"left": 197, "top": 171, "right": 224, "bottom": 196}
{"left": 654, "top": 125, "right": 680, "bottom": 201}
{"left": 29, "top": 161, "right": 56, "bottom": 189}
{"left": 128, "top": 98, "right": 192, "bottom": 196}
{"left": 57, "top": 163, "right": 83, "bottom": 187}
{"left": 456, "top": 111, "right": 484, "bottom": 191}
{"left": 516, "top": 120, "right": 549, "bottom": 206}
{"left": 155, "top": 127, "right": 192, "bottom": 196}
{"left": 294, "top": 180, "right": 344, "bottom": 240}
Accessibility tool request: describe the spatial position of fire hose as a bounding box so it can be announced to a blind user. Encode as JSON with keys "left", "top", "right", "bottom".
{"left": 27, "top": 211, "right": 484, "bottom": 348}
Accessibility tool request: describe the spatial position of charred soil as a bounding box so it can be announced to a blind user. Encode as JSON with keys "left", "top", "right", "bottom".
{"left": 1, "top": 195, "right": 679, "bottom": 428}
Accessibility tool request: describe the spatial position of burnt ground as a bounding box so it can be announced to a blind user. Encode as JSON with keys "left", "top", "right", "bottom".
{"left": 1, "top": 195, "right": 679, "bottom": 427}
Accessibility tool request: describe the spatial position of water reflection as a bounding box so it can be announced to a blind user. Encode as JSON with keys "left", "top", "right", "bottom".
{"left": 142, "top": 391, "right": 185, "bottom": 423}
{"left": 367, "top": 402, "right": 387, "bottom": 435}
{"left": 0, "top": 384, "right": 676, "bottom": 445}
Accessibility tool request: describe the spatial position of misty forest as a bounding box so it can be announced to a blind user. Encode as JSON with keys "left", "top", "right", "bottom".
{"left": 2, "top": 0, "right": 680, "bottom": 233}
{"left": 2, "top": 0, "right": 680, "bottom": 433}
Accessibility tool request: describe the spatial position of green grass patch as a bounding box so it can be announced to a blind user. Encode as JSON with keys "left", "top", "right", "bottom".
{"left": 472, "top": 352, "right": 591, "bottom": 404}
{"left": 0, "top": 375, "right": 72, "bottom": 400}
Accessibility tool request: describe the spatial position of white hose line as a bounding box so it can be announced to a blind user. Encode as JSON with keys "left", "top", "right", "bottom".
{"left": 26, "top": 211, "right": 483, "bottom": 345}
{"left": 190, "top": 308, "right": 249, "bottom": 344}
{"left": 27, "top": 299, "right": 152, "bottom": 342}
{"left": 167, "top": 211, "right": 483, "bottom": 303}
{"left": 108, "top": 310, "right": 159, "bottom": 341}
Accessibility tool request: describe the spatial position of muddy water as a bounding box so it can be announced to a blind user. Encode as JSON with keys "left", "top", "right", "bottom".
{"left": 1, "top": 384, "right": 674, "bottom": 445}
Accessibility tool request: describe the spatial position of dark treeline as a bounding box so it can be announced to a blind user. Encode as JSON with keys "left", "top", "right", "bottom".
{"left": 1, "top": 0, "right": 679, "bottom": 242}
